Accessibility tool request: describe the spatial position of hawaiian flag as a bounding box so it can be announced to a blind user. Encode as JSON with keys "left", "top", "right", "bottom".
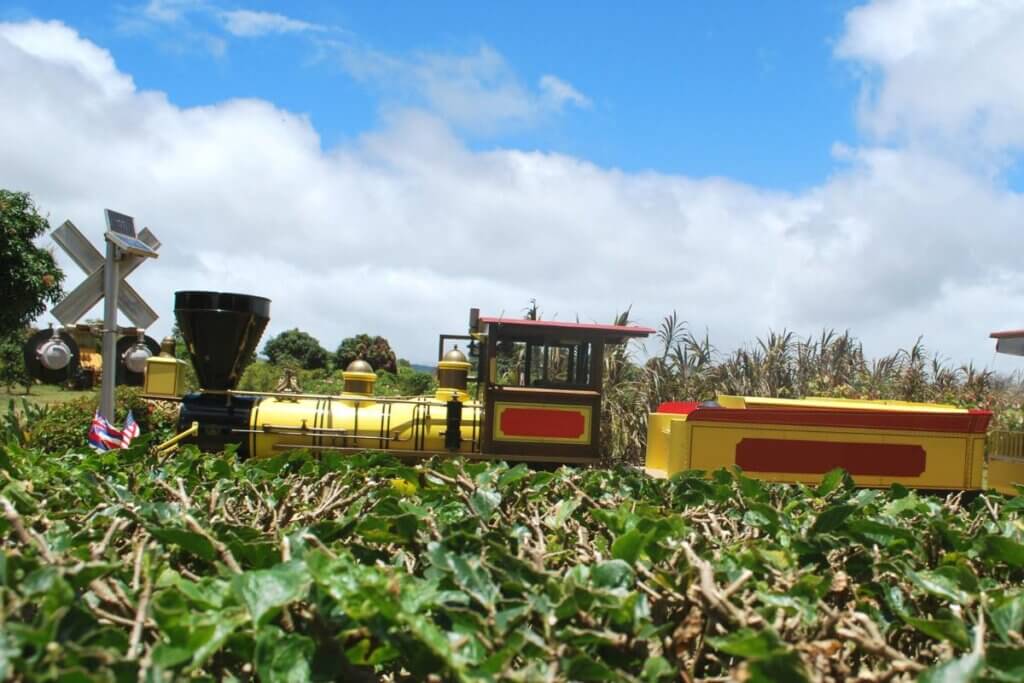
{"left": 121, "top": 411, "right": 140, "bottom": 447}
{"left": 88, "top": 411, "right": 142, "bottom": 451}
{"left": 88, "top": 412, "right": 123, "bottom": 452}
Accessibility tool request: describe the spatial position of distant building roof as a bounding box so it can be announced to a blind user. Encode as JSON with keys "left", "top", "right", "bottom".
{"left": 991, "top": 329, "right": 1024, "bottom": 356}
{"left": 990, "top": 329, "right": 1024, "bottom": 339}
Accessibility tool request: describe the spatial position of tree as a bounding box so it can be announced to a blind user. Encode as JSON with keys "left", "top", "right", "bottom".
{"left": 0, "top": 330, "right": 31, "bottom": 393}
{"left": 335, "top": 334, "right": 398, "bottom": 374}
{"left": 0, "top": 190, "right": 64, "bottom": 339}
{"left": 263, "top": 328, "right": 329, "bottom": 369}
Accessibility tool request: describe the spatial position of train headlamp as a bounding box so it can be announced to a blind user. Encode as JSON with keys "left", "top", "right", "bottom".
{"left": 122, "top": 342, "right": 153, "bottom": 374}
{"left": 37, "top": 334, "right": 73, "bottom": 371}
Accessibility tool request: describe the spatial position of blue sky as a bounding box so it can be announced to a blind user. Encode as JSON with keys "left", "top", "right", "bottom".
{"left": 2, "top": 1, "right": 1024, "bottom": 367}
{"left": 6, "top": 1, "right": 861, "bottom": 188}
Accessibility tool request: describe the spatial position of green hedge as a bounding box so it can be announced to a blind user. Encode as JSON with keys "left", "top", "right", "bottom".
{"left": 0, "top": 443, "right": 1022, "bottom": 681}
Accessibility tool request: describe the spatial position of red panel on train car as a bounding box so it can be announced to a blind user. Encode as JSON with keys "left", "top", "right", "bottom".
{"left": 735, "top": 438, "right": 926, "bottom": 477}
{"left": 499, "top": 408, "right": 586, "bottom": 439}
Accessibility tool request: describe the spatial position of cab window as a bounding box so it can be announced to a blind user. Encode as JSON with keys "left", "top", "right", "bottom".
{"left": 494, "top": 338, "right": 591, "bottom": 387}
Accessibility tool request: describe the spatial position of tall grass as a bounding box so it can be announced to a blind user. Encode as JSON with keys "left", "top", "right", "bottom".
{"left": 602, "top": 311, "right": 1024, "bottom": 463}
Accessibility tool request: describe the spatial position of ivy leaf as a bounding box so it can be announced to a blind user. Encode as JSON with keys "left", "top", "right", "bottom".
{"left": 428, "top": 547, "right": 500, "bottom": 610}
{"left": 470, "top": 488, "right": 501, "bottom": 520}
{"left": 709, "top": 630, "right": 808, "bottom": 682}
{"left": 846, "top": 519, "right": 915, "bottom": 549}
{"left": 591, "top": 560, "right": 634, "bottom": 590}
{"left": 545, "top": 498, "right": 581, "bottom": 529}
{"left": 744, "top": 503, "right": 782, "bottom": 534}
{"left": 747, "top": 650, "right": 809, "bottom": 683}
{"left": 497, "top": 464, "right": 530, "bottom": 490}
{"left": 989, "top": 594, "right": 1024, "bottom": 643}
{"left": 150, "top": 643, "right": 192, "bottom": 669}
{"left": 980, "top": 536, "right": 1024, "bottom": 568}
{"left": 905, "top": 568, "right": 972, "bottom": 605}
{"left": 231, "top": 561, "right": 311, "bottom": 627}
{"left": 255, "top": 627, "right": 315, "bottom": 683}
{"left": 149, "top": 527, "right": 216, "bottom": 562}
{"left": 987, "top": 645, "right": 1024, "bottom": 682}
{"left": 564, "top": 653, "right": 616, "bottom": 681}
{"left": 815, "top": 468, "right": 847, "bottom": 497}
{"left": 611, "top": 528, "right": 651, "bottom": 564}
{"left": 902, "top": 616, "right": 971, "bottom": 649}
{"left": 186, "top": 608, "right": 249, "bottom": 671}
{"left": 919, "top": 652, "right": 983, "bottom": 683}
{"left": 641, "top": 656, "right": 675, "bottom": 682}
{"left": 709, "top": 628, "right": 786, "bottom": 658}
{"left": 809, "top": 504, "right": 857, "bottom": 535}
{"left": 0, "top": 632, "right": 20, "bottom": 681}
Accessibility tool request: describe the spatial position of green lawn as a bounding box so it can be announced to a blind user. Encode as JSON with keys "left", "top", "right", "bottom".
{"left": 1, "top": 383, "right": 95, "bottom": 409}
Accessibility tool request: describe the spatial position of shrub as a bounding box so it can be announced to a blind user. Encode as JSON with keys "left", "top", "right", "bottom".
{"left": 301, "top": 368, "right": 345, "bottom": 395}
{"left": 237, "top": 360, "right": 284, "bottom": 393}
{"left": 2, "top": 449, "right": 1023, "bottom": 681}
{"left": 0, "top": 330, "right": 31, "bottom": 393}
{"left": 27, "top": 386, "right": 177, "bottom": 452}
{"left": 375, "top": 366, "right": 437, "bottom": 396}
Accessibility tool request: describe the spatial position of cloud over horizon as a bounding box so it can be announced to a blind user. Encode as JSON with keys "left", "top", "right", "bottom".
{"left": 220, "top": 9, "right": 325, "bottom": 38}
{"left": 1, "top": 5, "right": 1023, "bottom": 370}
{"left": 336, "top": 43, "right": 591, "bottom": 133}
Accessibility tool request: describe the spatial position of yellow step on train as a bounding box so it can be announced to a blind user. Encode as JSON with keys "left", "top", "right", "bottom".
{"left": 149, "top": 291, "right": 1024, "bottom": 495}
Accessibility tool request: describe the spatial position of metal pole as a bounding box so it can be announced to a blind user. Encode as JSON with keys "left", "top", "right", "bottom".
{"left": 100, "top": 239, "right": 120, "bottom": 421}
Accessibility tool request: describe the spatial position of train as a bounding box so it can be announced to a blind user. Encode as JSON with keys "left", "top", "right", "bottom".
{"left": 24, "top": 325, "right": 162, "bottom": 389}
{"left": 149, "top": 290, "right": 1024, "bottom": 495}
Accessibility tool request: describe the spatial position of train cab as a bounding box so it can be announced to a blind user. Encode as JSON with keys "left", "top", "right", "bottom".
{"left": 470, "top": 315, "right": 653, "bottom": 464}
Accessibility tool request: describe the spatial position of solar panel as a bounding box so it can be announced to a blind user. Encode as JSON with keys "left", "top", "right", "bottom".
{"left": 106, "top": 231, "right": 159, "bottom": 258}
{"left": 105, "top": 209, "right": 137, "bottom": 237}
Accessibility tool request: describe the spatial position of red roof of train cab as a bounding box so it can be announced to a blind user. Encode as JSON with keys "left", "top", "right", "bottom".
{"left": 479, "top": 317, "right": 654, "bottom": 341}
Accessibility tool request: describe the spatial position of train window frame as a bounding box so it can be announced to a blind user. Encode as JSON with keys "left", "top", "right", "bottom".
{"left": 492, "top": 336, "right": 592, "bottom": 389}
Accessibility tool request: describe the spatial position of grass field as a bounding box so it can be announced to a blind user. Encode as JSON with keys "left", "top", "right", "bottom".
{"left": 0, "top": 383, "right": 94, "bottom": 408}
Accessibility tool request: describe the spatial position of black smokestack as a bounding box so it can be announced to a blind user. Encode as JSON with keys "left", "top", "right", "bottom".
{"left": 174, "top": 291, "right": 270, "bottom": 391}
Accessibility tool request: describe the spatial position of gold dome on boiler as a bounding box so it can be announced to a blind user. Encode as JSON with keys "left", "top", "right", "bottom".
{"left": 346, "top": 359, "right": 373, "bottom": 374}
{"left": 442, "top": 347, "right": 468, "bottom": 364}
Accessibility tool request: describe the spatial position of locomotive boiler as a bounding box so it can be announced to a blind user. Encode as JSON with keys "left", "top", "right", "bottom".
{"left": 151, "top": 291, "right": 652, "bottom": 463}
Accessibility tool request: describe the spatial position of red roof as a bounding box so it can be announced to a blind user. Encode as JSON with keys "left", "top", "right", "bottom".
{"left": 479, "top": 316, "right": 654, "bottom": 337}
{"left": 991, "top": 329, "right": 1024, "bottom": 339}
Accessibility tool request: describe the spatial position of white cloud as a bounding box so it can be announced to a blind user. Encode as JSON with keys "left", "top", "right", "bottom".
{"left": 116, "top": 1, "right": 226, "bottom": 58}
{"left": 141, "top": 0, "right": 204, "bottom": 24}
{"left": 1, "top": 12, "right": 1023, "bottom": 371}
{"left": 837, "top": 0, "right": 1024, "bottom": 156}
{"left": 220, "top": 10, "right": 325, "bottom": 37}
{"left": 0, "top": 20, "right": 134, "bottom": 97}
{"left": 539, "top": 75, "right": 591, "bottom": 109}
{"left": 339, "top": 44, "right": 590, "bottom": 132}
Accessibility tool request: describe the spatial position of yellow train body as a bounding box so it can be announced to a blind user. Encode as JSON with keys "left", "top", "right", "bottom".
{"left": 646, "top": 395, "right": 1000, "bottom": 491}
{"left": 245, "top": 390, "right": 483, "bottom": 458}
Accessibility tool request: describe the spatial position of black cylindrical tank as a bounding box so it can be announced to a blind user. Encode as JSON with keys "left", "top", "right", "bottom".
{"left": 174, "top": 291, "right": 270, "bottom": 391}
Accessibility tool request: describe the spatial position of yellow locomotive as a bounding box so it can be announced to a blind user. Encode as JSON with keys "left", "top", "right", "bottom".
{"left": 150, "top": 291, "right": 1024, "bottom": 494}
{"left": 150, "top": 291, "right": 651, "bottom": 465}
